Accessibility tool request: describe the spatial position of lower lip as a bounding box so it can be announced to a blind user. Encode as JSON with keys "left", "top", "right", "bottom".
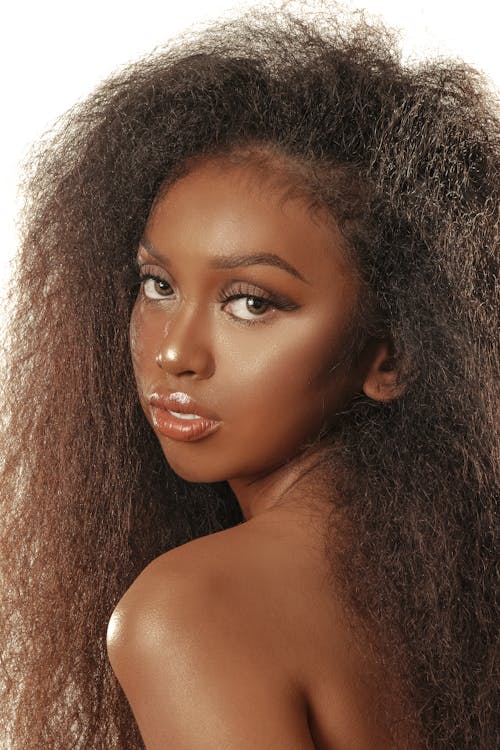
{"left": 151, "top": 406, "right": 221, "bottom": 442}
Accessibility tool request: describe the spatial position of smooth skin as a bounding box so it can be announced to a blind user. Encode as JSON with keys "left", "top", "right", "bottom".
{"left": 107, "top": 160, "right": 405, "bottom": 749}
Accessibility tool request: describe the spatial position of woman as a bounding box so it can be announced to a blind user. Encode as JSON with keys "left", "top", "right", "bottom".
{"left": 1, "top": 6, "right": 497, "bottom": 749}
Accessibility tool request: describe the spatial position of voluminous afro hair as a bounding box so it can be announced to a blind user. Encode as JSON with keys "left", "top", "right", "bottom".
{"left": 1, "top": 4, "right": 498, "bottom": 749}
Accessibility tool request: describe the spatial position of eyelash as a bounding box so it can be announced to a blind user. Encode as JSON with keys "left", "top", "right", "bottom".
{"left": 217, "top": 281, "right": 296, "bottom": 313}
{"left": 132, "top": 267, "right": 297, "bottom": 324}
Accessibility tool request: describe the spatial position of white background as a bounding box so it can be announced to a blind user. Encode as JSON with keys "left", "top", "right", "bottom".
{"left": 1, "top": 0, "right": 498, "bottom": 298}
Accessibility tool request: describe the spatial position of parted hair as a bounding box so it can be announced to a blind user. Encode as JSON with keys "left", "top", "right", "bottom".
{"left": 1, "top": 4, "right": 498, "bottom": 749}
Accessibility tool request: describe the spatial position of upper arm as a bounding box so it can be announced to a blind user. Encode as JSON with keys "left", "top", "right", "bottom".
{"left": 107, "top": 556, "right": 315, "bottom": 750}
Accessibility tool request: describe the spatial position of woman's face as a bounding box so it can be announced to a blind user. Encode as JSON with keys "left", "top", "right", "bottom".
{"left": 130, "top": 160, "right": 370, "bottom": 486}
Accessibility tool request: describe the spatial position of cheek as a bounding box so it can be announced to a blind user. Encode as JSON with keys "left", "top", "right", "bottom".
{"left": 129, "top": 305, "right": 142, "bottom": 368}
{"left": 129, "top": 303, "right": 158, "bottom": 384}
{"left": 219, "top": 318, "right": 350, "bottom": 421}
{"left": 207, "top": 325, "right": 348, "bottom": 476}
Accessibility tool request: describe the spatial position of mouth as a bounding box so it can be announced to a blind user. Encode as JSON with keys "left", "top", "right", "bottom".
{"left": 168, "top": 410, "right": 203, "bottom": 420}
{"left": 148, "top": 391, "right": 221, "bottom": 442}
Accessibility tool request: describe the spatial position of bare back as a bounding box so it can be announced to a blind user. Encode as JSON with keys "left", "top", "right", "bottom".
{"left": 109, "top": 511, "right": 403, "bottom": 749}
{"left": 199, "top": 513, "right": 399, "bottom": 750}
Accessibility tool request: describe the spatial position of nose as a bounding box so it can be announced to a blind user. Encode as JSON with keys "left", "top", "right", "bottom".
{"left": 155, "top": 304, "right": 215, "bottom": 380}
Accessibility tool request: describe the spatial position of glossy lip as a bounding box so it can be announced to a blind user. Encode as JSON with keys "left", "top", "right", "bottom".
{"left": 148, "top": 390, "right": 222, "bottom": 442}
{"left": 148, "top": 390, "right": 219, "bottom": 421}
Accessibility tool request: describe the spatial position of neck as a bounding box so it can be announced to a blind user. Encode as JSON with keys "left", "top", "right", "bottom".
{"left": 228, "top": 444, "right": 337, "bottom": 523}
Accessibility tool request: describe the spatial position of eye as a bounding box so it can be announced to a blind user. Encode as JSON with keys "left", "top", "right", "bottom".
{"left": 223, "top": 295, "right": 273, "bottom": 321}
{"left": 219, "top": 283, "right": 298, "bottom": 323}
{"left": 141, "top": 274, "right": 174, "bottom": 300}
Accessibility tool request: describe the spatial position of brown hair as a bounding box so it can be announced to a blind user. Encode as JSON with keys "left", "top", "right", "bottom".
{"left": 1, "top": 6, "right": 498, "bottom": 748}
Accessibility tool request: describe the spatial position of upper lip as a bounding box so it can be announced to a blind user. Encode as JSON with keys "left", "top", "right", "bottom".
{"left": 148, "top": 390, "right": 220, "bottom": 421}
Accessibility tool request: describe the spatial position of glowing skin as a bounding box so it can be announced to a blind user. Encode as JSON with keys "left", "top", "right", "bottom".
{"left": 116, "top": 160, "right": 405, "bottom": 748}
{"left": 130, "top": 160, "right": 385, "bottom": 521}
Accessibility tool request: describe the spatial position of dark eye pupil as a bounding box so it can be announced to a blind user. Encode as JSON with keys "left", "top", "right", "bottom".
{"left": 155, "top": 280, "right": 170, "bottom": 294}
{"left": 247, "top": 297, "right": 268, "bottom": 314}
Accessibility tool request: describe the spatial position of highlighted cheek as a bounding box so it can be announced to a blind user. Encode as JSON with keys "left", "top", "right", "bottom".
{"left": 129, "top": 336, "right": 140, "bottom": 371}
{"left": 129, "top": 325, "right": 139, "bottom": 361}
{"left": 129, "top": 306, "right": 147, "bottom": 370}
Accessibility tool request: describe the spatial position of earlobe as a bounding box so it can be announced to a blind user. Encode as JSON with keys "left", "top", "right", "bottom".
{"left": 361, "top": 339, "right": 407, "bottom": 402}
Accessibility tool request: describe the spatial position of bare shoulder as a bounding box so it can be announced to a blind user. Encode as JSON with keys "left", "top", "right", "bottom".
{"left": 108, "top": 513, "right": 326, "bottom": 652}
{"left": 107, "top": 517, "right": 402, "bottom": 749}
{"left": 107, "top": 523, "right": 316, "bottom": 750}
{"left": 106, "top": 524, "right": 255, "bottom": 661}
{"left": 106, "top": 518, "right": 314, "bottom": 681}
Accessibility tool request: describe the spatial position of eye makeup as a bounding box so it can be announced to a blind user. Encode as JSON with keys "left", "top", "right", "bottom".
{"left": 132, "top": 257, "right": 300, "bottom": 323}
{"left": 217, "top": 281, "right": 298, "bottom": 312}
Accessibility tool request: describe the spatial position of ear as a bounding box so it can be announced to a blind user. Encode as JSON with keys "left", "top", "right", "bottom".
{"left": 361, "top": 339, "right": 407, "bottom": 402}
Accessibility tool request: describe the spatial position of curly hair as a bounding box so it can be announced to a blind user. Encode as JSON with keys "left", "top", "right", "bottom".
{"left": 1, "top": 5, "right": 498, "bottom": 749}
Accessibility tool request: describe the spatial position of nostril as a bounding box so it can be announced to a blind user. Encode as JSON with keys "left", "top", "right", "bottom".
{"left": 156, "top": 351, "right": 198, "bottom": 377}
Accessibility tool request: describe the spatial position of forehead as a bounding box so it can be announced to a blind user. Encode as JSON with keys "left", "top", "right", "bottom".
{"left": 145, "top": 160, "right": 357, "bottom": 288}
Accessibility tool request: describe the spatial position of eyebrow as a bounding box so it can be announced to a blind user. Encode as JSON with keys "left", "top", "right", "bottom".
{"left": 139, "top": 236, "right": 310, "bottom": 284}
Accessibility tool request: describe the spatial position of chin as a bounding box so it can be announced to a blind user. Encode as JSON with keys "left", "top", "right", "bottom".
{"left": 160, "top": 449, "right": 228, "bottom": 484}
